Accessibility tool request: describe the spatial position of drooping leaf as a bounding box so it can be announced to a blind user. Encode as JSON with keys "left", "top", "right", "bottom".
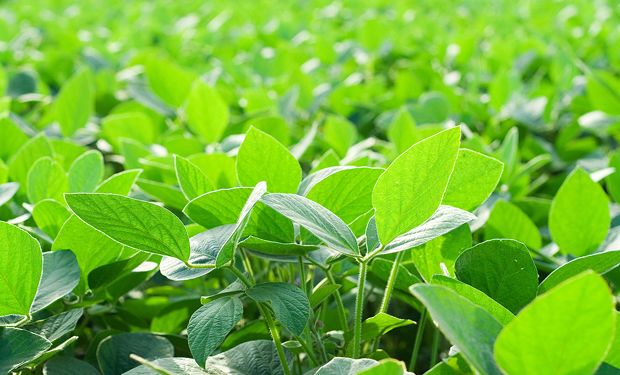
{"left": 494, "top": 272, "right": 616, "bottom": 375}
{"left": 184, "top": 81, "right": 229, "bottom": 143}
{"left": 410, "top": 284, "right": 503, "bottom": 375}
{"left": 0, "top": 222, "right": 42, "bottom": 316}
{"left": 174, "top": 154, "right": 214, "bottom": 200}
{"left": 55, "top": 69, "right": 93, "bottom": 137}
{"left": 188, "top": 297, "right": 243, "bottom": 366}
{"left": 245, "top": 282, "right": 310, "bottom": 336}
{"left": 373, "top": 127, "right": 461, "bottom": 244}
{"left": 236, "top": 127, "right": 301, "bottom": 193}
{"left": 538, "top": 251, "right": 620, "bottom": 293}
{"left": 96, "top": 333, "right": 174, "bottom": 375}
{"left": 455, "top": 239, "right": 538, "bottom": 313}
{"left": 549, "top": 168, "right": 610, "bottom": 256}
{"left": 68, "top": 150, "right": 104, "bottom": 193}
{"left": 0, "top": 328, "right": 51, "bottom": 374}
{"left": 65, "top": 193, "right": 190, "bottom": 260}
{"left": 31, "top": 250, "right": 80, "bottom": 313}
{"left": 261, "top": 193, "right": 358, "bottom": 255}
{"left": 27, "top": 157, "right": 68, "bottom": 204}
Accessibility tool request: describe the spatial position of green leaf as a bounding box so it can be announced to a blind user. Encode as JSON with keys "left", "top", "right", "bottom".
{"left": 383, "top": 205, "right": 475, "bottom": 254}
{"left": 205, "top": 340, "right": 292, "bottom": 375}
{"left": 174, "top": 154, "right": 214, "bottom": 200}
{"left": 65, "top": 193, "right": 190, "bottom": 260}
{"left": 239, "top": 236, "right": 318, "bottom": 256}
{"left": 237, "top": 127, "right": 301, "bottom": 193}
{"left": 305, "top": 167, "right": 383, "bottom": 224}
{"left": 137, "top": 179, "right": 187, "bottom": 211}
{"left": 68, "top": 150, "right": 104, "bottom": 193}
{"left": 358, "top": 359, "right": 411, "bottom": 375}
{"left": 607, "top": 150, "right": 620, "bottom": 203}
{"left": 261, "top": 193, "right": 358, "bottom": 255}
{"left": 0, "top": 182, "right": 19, "bottom": 207}
{"left": 0, "top": 117, "right": 28, "bottom": 161}
{"left": 314, "top": 358, "right": 378, "bottom": 375}
{"left": 443, "top": 149, "right": 503, "bottom": 211}
{"left": 387, "top": 108, "right": 417, "bottom": 155}
{"left": 27, "top": 157, "right": 68, "bottom": 204}
{"left": 8, "top": 134, "right": 54, "bottom": 193}
{"left": 184, "top": 187, "right": 252, "bottom": 229}
{"left": 43, "top": 356, "right": 101, "bottom": 375}
{"left": 323, "top": 115, "right": 357, "bottom": 157}
{"left": 184, "top": 81, "right": 229, "bottom": 143}
{"left": 409, "top": 284, "right": 503, "bottom": 375}
{"left": 344, "top": 312, "right": 414, "bottom": 342}
{"left": 431, "top": 275, "right": 514, "bottom": 325}
{"left": 123, "top": 357, "right": 215, "bottom": 375}
{"left": 485, "top": 200, "right": 541, "bottom": 249}
{"left": 549, "top": 168, "right": 610, "bottom": 256}
{"left": 188, "top": 297, "right": 243, "bottom": 366}
{"left": 102, "top": 112, "right": 155, "bottom": 149}
{"left": 606, "top": 312, "right": 620, "bottom": 368}
{"left": 32, "top": 199, "right": 71, "bottom": 238}
{"left": 145, "top": 55, "right": 195, "bottom": 108}
{"left": 309, "top": 281, "right": 341, "bottom": 309}
{"left": 373, "top": 127, "right": 461, "bottom": 244}
{"left": 538, "top": 251, "right": 620, "bottom": 293}
{"left": 0, "top": 222, "right": 42, "bottom": 316}
{"left": 95, "top": 169, "right": 142, "bottom": 195}
{"left": 189, "top": 153, "right": 236, "bottom": 189}
{"left": 245, "top": 282, "right": 310, "bottom": 336}
{"left": 31, "top": 250, "right": 80, "bottom": 313}
{"left": 455, "top": 239, "right": 538, "bottom": 313}
{"left": 23, "top": 308, "right": 83, "bottom": 342}
{"left": 55, "top": 69, "right": 93, "bottom": 137}
{"left": 0, "top": 328, "right": 51, "bottom": 374}
{"left": 96, "top": 333, "right": 174, "bottom": 375}
{"left": 494, "top": 272, "right": 616, "bottom": 375}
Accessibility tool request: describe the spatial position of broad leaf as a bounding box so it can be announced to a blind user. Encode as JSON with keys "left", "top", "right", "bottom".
{"left": 373, "top": 127, "right": 461, "bottom": 244}
{"left": 55, "top": 69, "right": 93, "bottom": 137}
{"left": 31, "top": 250, "right": 80, "bottom": 313}
{"left": 65, "top": 193, "right": 190, "bottom": 260}
{"left": 323, "top": 115, "right": 358, "bottom": 157}
{"left": 0, "top": 328, "right": 51, "bottom": 374}
{"left": 68, "top": 150, "right": 104, "bottom": 193}
{"left": 43, "top": 356, "right": 101, "bottom": 375}
{"left": 96, "top": 333, "right": 174, "bottom": 375}
{"left": 123, "top": 357, "right": 215, "bottom": 375}
{"left": 23, "top": 308, "right": 83, "bottom": 342}
{"left": 455, "top": 239, "right": 538, "bottom": 313}
{"left": 205, "top": 340, "right": 292, "bottom": 375}
{"left": 32, "top": 199, "right": 71, "bottom": 238}
{"left": 314, "top": 357, "right": 378, "bottom": 375}
{"left": 184, "top": 81, "right": 229, "bottom": 143}
{"left": 27, "top": 157, "right": 68, "bottom": 204}
{"left": 538, "top": 251, "right": 620, "bottom": 293}
{"left": 184, "top": 187, "right": 252, "bottom": 229}
{"left": 237, "top": 127, "right": 301, "bottom": 193}
{"left": 344, "top": 313, "right": 414, "bottom": 342}
{"left": 358, "top": 359, "right": 411, "bottom": 375}
{"left": 8, "top": 134, "right": 53, "bottom": 192}
{"left": 245, "top": 282, "right": 310, "bottom": 336}
{"left": 239, "top": 236, "right": 319, "bottom": 256}
{"left": 174, "top": 154, "right": 214, "bottom": 200}
{"left": 95, "top": 169, "right": 142, "bottom": 195}
{"left": 485, "top": 200, "right": 541, "bottom": 250}
{"left": 0, "top": 182, "right": 19, "bottom": 207}
{"left": 0, "top": 222, "right": 42, "bottom": 316}
{"left": 188, "top": 297, "right": 243, "bottom": 366}
{"left": 549, "top": 168, "right": 610, "bottom": 256}
{"left": 494, "top": 272, "right": 616, "bottom": 375}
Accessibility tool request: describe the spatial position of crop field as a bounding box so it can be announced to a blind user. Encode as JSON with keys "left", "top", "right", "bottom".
{"left": 1, "top": 0, "right": 620, "bottom": 374}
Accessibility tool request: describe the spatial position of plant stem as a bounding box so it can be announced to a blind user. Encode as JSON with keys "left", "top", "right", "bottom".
{"left": 352, "top": 260, "right": 368, "bottom": 358}
{"left": 298, "top": 256, "right": 307, "bottom": 295}
{"left": 430, "top": 325, "right": 441, "bottom": 367}
{"left": 295, "top": 335, "right": 319, "bottom": 366}
{"left": 409, "top": 308, "right": 427, "bottom": 371}
{"left": 227, "top": 265, "right": 253, "bottom": 287}
{"left": 260, "top": 303, "right": 292, "bottom": 375}
{"left": 325, "top": 268, "right": 349, "bottom": 332}
{"left": 378, "top": 251, "right": 404, "bottom": 313}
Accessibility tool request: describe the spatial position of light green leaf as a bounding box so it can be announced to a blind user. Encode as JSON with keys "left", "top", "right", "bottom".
{"left": 145, "top": 55, "right": 195, "bottom": 108}
{"left": 32, "top": 199, "right": 71, "bottom": 238}
{"left": 387, "top": 108, "right": 416, "bottom": 155}
{"left": 0, "top": 328, "right": 51, "bottom": 374}
{"left": 443, "top": 149, "right": 503, "bottom": 211}
{"left": 184, "top": 81, "right": 229, "bottom": 143}
{"left": 188, "top": 297, "right": 243, "bottom": 366}
{"left": 184, "top": 187, "right": 252, "bottom": 229}
{"left": 0, "top": 117, "right": 28, "bottom": 161}
{"left": 373, "top": 127, "right": 461, "bottom": 244}
{"left": 485, "top": 200, "right": 541, "bottom": 249}
{"left": 431, "top": 275, "right": 514, "bottom": 325}
{"left": 607, "top": 150, "right": 620, "bottom": 203}
{"left": 323, "top": 115, "right": 357, "bottom": 157}
{"left": 538, "top": 251, "right": 620, "bottom": 293}
{"left": 383, "top": 205, "right": 475, "bottom": 254}
{"left": 237, "top": 127, "right": 301, "bottom": 193}
{"left": 344, "top": 312, "right": 414, "bottom": 342}
{"left": 261, "top": 193, "right": 358, "bottom": 255}
{"left": 606, "top": 312, "right": 620, "bottom": 368}
{"left": 96, "top": 333, "right": 174, "bottom": 375}
{"left": 309, "top": 281, "right": 341, "bottom": 309}
{"left": 494, "top": 272, "right": 616, "bottom": 375}
{"left": 31, "top": 250, "right": 80, "bottom": 313}
{"left": 174, "top": 154, "right": 214, "bottom": 201}
{"left": 245, "top": 282, "right": 310, "bottom": 336}
{"left": 549, "top": 168, "right": 610, "bottom": 256}
{"left": 68, "top": 150, "right": 104, "bottom": 193}
{"left": 205, "top": 340, "right": 292, "bottom": 375}
{"left": 455, "top": 239, "right": 538, "bottom": 313}
{"left": 410, "top": 284, "right": 503, "bottom": 375}
{"left": 95, "top": 169, "right": 142, "bottom": 195}
{"left": 137, "top": 179, "right": 187, "bottom": 211}
{"left": 188, "top": 153, "right": 236, "bottom": 189}
{"left": 65, "top": 193, "right": 190, "bottom": 260}
{"left": 358, "top": 359, "right": 411, "bottom": 375}
{"left": 102, "top": 112, "right": 155, "bottom": 149}
{"left": 0, "top": 222, "right": 42, "bottom": 316}
{"left": 314, "top": 357, "right": 378, "bottom": 375}
{"left": 0, "top": 182, "right": 19, "bottom": 207}
{"left": 8, "top": 134, "right": 54, "bottom": 193}
{"left": 55, "top": 69, "right": 93, "bottom": 137}
{"left": 27, "top": 157, "right": 68, "bottom": 204}
{"left": 239, "top": 236, "right": 318, "bottom": 256}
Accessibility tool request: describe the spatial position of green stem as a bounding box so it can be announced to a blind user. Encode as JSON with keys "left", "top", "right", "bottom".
{"left": 241, "top": 249, "right": 256, "bottom": 279}
{"left": 378, "top": 252, "right": 404, "bottom": 313}
{"left": 409, "top": 308, "right": 427, "bottom": 371}
{"left": 298, "top": 256, "right": 307, "bottom": 295}
{"left": 295, "top": 335, "right": 319, "bottom": 366}
{"left": 430, "top": 325, "right": 441, "bottom": 367}
{"left": 325, "top": 268, "right": 348, "bottom": 332}
{"left": 352, "top": 260, "right": 368, "bottom": 358}
{"left": 184, "top": 261, "right": 215, "bottom": 269}
{"left": 227, "top": 265, "right": 253, "bottom": 287}
{"left": 260, "top": 304, "right": 292, "bottom": 375}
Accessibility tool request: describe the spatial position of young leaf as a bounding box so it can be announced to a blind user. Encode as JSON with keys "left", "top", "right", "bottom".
{"left": 387, "top": 108, "right": 416, "bottom": 155}
{"left": 65, "top": 193, "right": 190, "bottom": 260}
{"left": 188, "top": 296, "right": 243, "bottom": 366}
{"left": 0, "top": 222, "right": 42, "bottom": 316}
{"left": 323, "top": 115, "right": 357, "bottom": 157}
{"left": 32, "top": 199, "right": 71, "bottom": 238}
{"left": 485, "top": 200, "right": 541, "bottom": 250}
{"left": 184, "top": 81, "right": 229, "bottom": 143}
{"left": 27, "top": 157, "right": 68, "bottom": 204}
{"left": 409, "top": 284, "right": 503, "bottom": 375}
{"left": 68, "top": 150, "right": 104, "bottom": 193}
{"left": 96, "top": 333, "right": 174, "bottom": 375}
{"left": 8, "top": 134, "right": 53, "bottom": 193}
{"left": 95, "top": 169, "right": 142, "bottom": 195}
{"left": 261, "top": 193, "right": 358, "bottom": 255}
{"left": 174, "top": 154, "right": 214, "bottom": 200}
{"left": 538, "top": 251, "right": 620, "bottom": 293}
{"left": 443, "top": 149, "right": 503, "bottom": 211}
{"left": 455, "top": 239, "right": 538, "bottom": 313}
{"left": 30, "top": 250, "right": 80, "bottom": 313}
{"left": 245, "top": 282, "right": 310, "bottom": 336}
{"left": 382, "top": 205, "right": 475, "bottom": 254}
{"left": 55, "top": 69, "right": 93, "bottom": 137}
{"left": 0, "top": 328, "right": 51, "bottom": 374}
{"left": 549, "top": 168, "right": 610, "bottom": 256}
{"left": 373, "top": 127, "right": 461, "bottom": 244}
{"left": 344, "top": 313, "right": 414, "bottom": 342}
{"left": 494, "top": 272, "right": 616, "bottom": 375}
{"left": 237, "top": 127, "right": 302, "bottom": 193}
